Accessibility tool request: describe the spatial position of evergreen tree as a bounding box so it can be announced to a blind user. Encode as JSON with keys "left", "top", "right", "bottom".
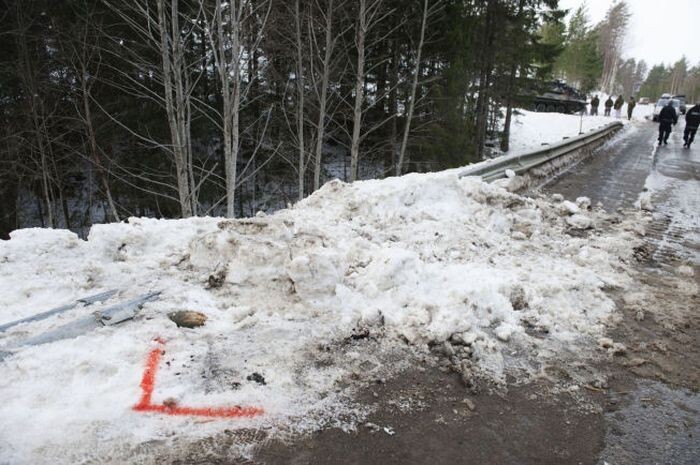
{"left": 552, "top": 4, "right": 602, "bottom": 91}
{"left": 639, "top": 64, "right": 670, "bottom": 100}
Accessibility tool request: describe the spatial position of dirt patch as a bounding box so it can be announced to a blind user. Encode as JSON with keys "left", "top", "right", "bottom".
{"left": 604, "top": 264, "right": 700, "bottom": 390}
{"left": 255, "top": 368, "right": 604, "bottom": 465}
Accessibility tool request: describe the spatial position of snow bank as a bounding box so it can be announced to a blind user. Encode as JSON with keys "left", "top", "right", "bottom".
{"left": 0, "top": 171, "right": 642, "bottom": 464}
{"left": 507, "top": 109, "right": 622, "bottom": 153}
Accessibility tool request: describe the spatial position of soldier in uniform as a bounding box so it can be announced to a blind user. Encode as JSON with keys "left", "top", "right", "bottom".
{"left": 627, "top": 96, "right": 636, "bottom": 120}
{"left": 590, "top": 95, "right": 600, "bottom": 115}
{"left": 613, "top": 95, "right": 624, "bottom": 118}
{"left": 604, "top": 96, "right": 614, "bottom": 116}
{"left": 683, "top": 102, "right": 700, "bottom": 148}
{"left": 657, "top": 100, "right": 678, "bottom": 145}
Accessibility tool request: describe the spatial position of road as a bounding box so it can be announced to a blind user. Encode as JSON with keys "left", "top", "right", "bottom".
{"left": 544, "top": 119, "right": 700, "bottom": 465}
{"left": 545, "top": 119, "right": 699, "bottom": 267}
{"left": 185, "top": 119, "right": 699, "bottom": 465}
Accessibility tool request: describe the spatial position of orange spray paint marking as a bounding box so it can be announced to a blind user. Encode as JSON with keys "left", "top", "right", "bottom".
{"left": 133, "top": 339, "right": 264, "bottom": 419}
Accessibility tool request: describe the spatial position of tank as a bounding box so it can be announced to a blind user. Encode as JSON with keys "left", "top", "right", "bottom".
{"left": 532, "top": 81, "right": 587, "bottom": 114}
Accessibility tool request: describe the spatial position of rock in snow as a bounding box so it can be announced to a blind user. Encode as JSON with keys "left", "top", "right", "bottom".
{"left": 0, "top": 170, "right": 642, "bottom": 464}
{"left": 168, "top": 311, "right": 208, "bottom": 328}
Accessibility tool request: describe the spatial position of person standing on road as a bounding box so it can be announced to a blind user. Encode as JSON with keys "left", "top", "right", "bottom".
{"left": 683, "top": 102, "right": 700, "bottom": 148}
{"left": 627, "top": 96, "right": 636, "bottom": 120}
{"left": 590, "top": 95, "right": 600, "bottom": 115}
{"left": 604, "top": 96, "right": 614, "bottom": 116}
{"left": 613, "top": 95, "right": 624, "bottom": 118}
{"left": 658, "top": 100, "right": 678, "bottom": 145}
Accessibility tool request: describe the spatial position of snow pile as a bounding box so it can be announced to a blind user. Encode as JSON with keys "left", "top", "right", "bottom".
{"left": 0, "top": 171, "right": 642, "bottom": 464}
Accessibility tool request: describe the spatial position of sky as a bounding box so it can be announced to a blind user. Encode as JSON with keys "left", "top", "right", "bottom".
{"left": 557, "top": 0, "right": 700, "bottom": 67}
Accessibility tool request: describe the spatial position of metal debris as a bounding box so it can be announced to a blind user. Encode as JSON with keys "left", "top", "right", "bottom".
{"left": 0, "top": 289, "right": 118, "bottom": 333}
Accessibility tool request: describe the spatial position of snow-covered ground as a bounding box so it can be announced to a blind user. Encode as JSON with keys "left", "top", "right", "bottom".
{"left": 0, "top": 167, "right": 646, "bottom": 464}
{"left": 506, "top": 104, "right": 653, "bottom": 154}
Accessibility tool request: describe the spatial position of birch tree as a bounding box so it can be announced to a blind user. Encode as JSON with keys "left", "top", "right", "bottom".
{"left": 102, "top": 0, "right": 199, "bottom": 217}
{"left": 395, "top": 0, "right": 442, "bottom": 176}
{"left": 598, "top": 0, "right": 630, "bottom": 95}
{"left": 155, "top": 0, "right": 194, "bottom": 217}
{"left": 294, "top": 0, "right": 306, "bottom": 200}
{"left": 349, "top": 0, "right": 393, "bottom": 182}
{"left": 205, "top": 0, "right": 271, "bottom": 217}
{"left": 309, "top": 0, "right": 339, "bottom": 191}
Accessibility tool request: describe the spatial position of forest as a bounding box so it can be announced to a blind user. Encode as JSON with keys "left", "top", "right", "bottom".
{"left": 0, "top": 0, "right": 693, "bottom": 238}
{"left": 544, "top": 2, "right": 700, "bottom": 101}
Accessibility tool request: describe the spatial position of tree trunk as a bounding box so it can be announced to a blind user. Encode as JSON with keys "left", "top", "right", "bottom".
{"left": 157, "top": 0, "right": 193, "bottom": 217}
{"left": 313, "top": 0, "right": 334, "bottom": 192}
{"left": 396, "top": 0, "right": 428, "bottom": 176}
{"left": 350, "top": 0, "right": 367, "bottom": 182}
{"left": 500, "top": 0, "right": 525, "bottom": 153}
{"left": 210, "top": 0, "right": 243, "bottom": 218}
{"left": 80, "top": 65, "right": 120, "bottom": 222}
{"left": 388, "top": 37, "right": 399, "bottom": 174}
{"left": 295, "top": 0, "right": 306, "bottom": 200}
{"left": 15, "top": 7, "right": 55, "bottom": 228}
{"left": 475, "top": 0, "right": 496, "bottom": 160}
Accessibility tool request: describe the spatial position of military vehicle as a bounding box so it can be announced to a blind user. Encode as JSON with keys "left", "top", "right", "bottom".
{"left": 531, "top": 80, "right": 587, "bottom": 114}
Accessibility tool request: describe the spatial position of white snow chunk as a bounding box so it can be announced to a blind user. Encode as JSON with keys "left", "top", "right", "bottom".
{"left": 566, "top": 214, "right": 593, "bottom": 230}
{"left": 575, "top": 196, "right": 591, "bottom": 210}
{"left": 559, "top": 200, "right": 580, "bottom": 216}
{"left": 636, "top": 192, "right": 654, "bottom": 212}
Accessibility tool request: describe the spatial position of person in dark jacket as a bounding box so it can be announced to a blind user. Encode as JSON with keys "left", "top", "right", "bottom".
{"left": 683, "top": 103, "right": 700, "bottom": 148}
{"left": 604, "top": 96, "right": 614, "bottom": 116}
{"left": 613, "top": 95, "right": 624, "bottom": 118}
{"left": 627, "top": 96, "right": 636, "bottom": 120}
{"left": 658, "top": 100, "right": 678, "bottom": 145}
{"left": 590, "top": 95, "right": 600, "bottom": 115}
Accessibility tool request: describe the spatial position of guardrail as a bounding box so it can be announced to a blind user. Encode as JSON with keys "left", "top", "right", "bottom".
{"left": 458, "top": 121, "right": 624, "bottom": 183}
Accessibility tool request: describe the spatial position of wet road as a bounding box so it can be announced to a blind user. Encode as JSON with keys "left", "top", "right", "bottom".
{"left": 546, "top": 119, "right": 700, "bottom": 465}
{"left": 545, "top": 119, "right": 700, "bottom": 267}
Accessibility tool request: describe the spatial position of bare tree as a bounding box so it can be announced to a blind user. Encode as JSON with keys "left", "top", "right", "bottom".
{"left": 101, "top": 0, "right": 200, "bottom": 218}
{"left": 348, "top": 0, "right": 395, "bottom": 182}
{"left": 14, "top": 3, "right": 55, "bottom": 227}
{"left": 349, "top": 0, "right": 368, "bottom": 182}
{"left": 669, "top": 57, "right": 688, "bottom": 95}
{"left": 294, "top": 0, "right": 306, "bottom": 200}
{"left": 395, "top": 0, "right": 442, "bottom": 176}
{"left": 309, "top": 0, "right": 338, "bottom": 191}
{"left": 156, "top": 0, "right": 194, "bottom": 217}
{"left": 598, "top": 0, "right": 630, "bottom": 95}
{"left": 205, "top": 0, "right": 271, "bottom": 217}
{"left": 62, "top": 7, "right": 120, "bottom": 222}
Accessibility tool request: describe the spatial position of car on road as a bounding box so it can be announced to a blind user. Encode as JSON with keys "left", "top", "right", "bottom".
{"left": 652, "top": 98, "right": 681, "bottom": 121}
{"left": 673, "top": 94, "right": 687, "bottom": 114}
{"left": 638, "top": 97, "right": 650, "bottom": 105}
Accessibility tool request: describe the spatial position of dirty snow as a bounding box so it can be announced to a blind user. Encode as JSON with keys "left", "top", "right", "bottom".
{"left": 0, "top": 171, "right": 644, "bottom": 464}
